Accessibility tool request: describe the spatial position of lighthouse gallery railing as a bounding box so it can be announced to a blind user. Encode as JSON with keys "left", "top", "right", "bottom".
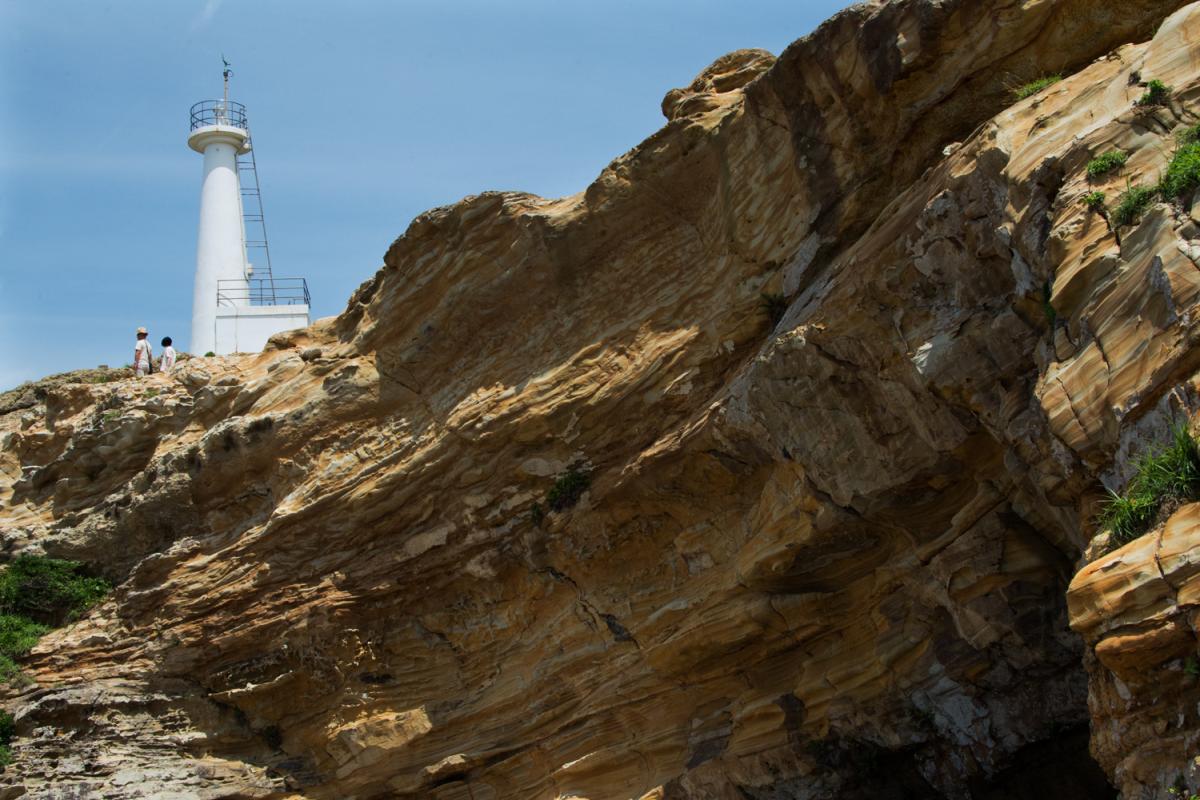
{"left": 190, "top": 100, "right": 248, "bottom": 131}
{"left": 217, "top": 277, "right": 310, "bottom": 307}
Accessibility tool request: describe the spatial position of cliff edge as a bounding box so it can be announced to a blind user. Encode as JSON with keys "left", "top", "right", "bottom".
{"left": 3, "top": 1, "right": 1200, "bottom": 798}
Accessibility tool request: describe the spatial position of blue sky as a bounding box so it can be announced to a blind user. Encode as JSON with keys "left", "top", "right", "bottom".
{"left": 0, "top": 0, "right": 850, "bottom": 389}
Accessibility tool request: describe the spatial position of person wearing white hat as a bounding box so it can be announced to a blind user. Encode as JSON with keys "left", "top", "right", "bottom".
{"left": 133, "top": 327, "right": 153, "bottom": 377}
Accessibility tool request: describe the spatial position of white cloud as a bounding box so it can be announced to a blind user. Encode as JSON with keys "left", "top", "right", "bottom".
{"left": 191, "top": 0, "right": 224, "bottom": 32}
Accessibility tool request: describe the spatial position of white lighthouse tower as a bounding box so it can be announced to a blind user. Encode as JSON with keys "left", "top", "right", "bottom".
{"left": 188, "top": 63, "right": 310, "bottom": 355}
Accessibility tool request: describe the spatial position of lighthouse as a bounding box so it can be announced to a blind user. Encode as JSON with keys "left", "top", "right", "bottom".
{"left": 188, "top": 64, "right": 310, "bottom": 355}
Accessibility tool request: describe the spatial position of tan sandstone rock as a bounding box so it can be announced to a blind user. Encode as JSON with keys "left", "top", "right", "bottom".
{"left": 2, "top": 1, "right": 1200, "bottom": 799}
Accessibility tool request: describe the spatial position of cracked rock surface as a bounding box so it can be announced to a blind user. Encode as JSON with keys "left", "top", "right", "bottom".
{"left": 3, "top": 1, "right": 1200, "bottom": 798}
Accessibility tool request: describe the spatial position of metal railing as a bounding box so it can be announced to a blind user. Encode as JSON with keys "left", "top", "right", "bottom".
{"left": 190, "top": 99, "right": 248, "bottom": 131}
{"left": 217, "top": 277, "right": 310, "bottom": 307}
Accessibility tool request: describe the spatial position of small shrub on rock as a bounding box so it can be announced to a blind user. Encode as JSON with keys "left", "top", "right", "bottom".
{"left": 1101, "top": 425, "right": 1200, "bottom": 547}
{"left": 1159, "top": 142, "right": 1200, "bottom": 201}
{"left": 547, "top": 468, "right": 591, "bottom": 512}
{"left": 1083, "top": 191, "right": 1106, "bottom": 212}
{"left": 1086, "top": 151, "right": 1127, "bottom": 180}
{"left": 1135, "top": 79, "right": 1171, "bottom": 108}
{"left": 1112, "top": 185, "right": 1156, "bottom": 226}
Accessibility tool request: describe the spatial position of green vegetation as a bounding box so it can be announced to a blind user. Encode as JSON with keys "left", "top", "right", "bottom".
{"left": 1112, "top": 185, "right": 1157, "bottom": 226}
{"left": 1135, "top": 79, "right": 1171, "bottom": 107}
{"left": 1083, "top": 191, "right": 1106, "bottom": 212}
{"left": 1013, "top": 75, "right": 1062, "bottom": 101}
{"left": 0, "top": 556, "right": 110, "bottom": 691}
{"left": 0, "top": 710, "right": 12, "bottom": 768}
{"left": 760, "top": 292, "right": 788, "bottom": 326}
{"left": 101, "top": 410, "right": 121, "bottom": 422}
{"left": 1179, "top": 124, "right": 1200, "bottom": 146}
{"left": 1086, "top": 151, "right": 1127, "bottom": 180}
{"left": 1041, "top": 280, "right": 1057, "bottom": 327}
{"left": 0, "top": 555, "right": 110, "bottom": 625}
{"left": 1100, "top": 425, "right": 1200, "bottom": 547}
{"left": 1186, "top": 655, "right": 1200, "bottom": 677}
{"left": 1158, "top": 141, "right": 1200, "bottom": 201}
{"left": 530, "top": 502, "right": 545, "bottom": 528}
{"left": 204, "top": 351, "right": 216, "bottom": 357}
{"left": 547, "top": 467, "right": 591, "bottom": 512}
{"left": 0, "top": 616, "right": 48, "bottom": 682}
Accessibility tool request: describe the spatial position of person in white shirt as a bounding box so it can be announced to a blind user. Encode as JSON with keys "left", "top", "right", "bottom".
{"left": 133, "top": 327, "right": 153, "bottom": 377}
{"left": 160, "top": 337, "right": 177, "bottom": 373}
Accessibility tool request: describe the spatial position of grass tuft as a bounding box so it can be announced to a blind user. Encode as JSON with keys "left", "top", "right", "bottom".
{"left": 1159, "top": 142, "right": 1200, "bottom": 201}
{"left": 546, "top": 468, "right": 591, "bottom": 512}
{"left": 1112, "top": 185, "right": 1156, "bottom": 227}
{"left": 1135, "top": 79, "right": 1171, "bottom": 108}
{"left": 1086, "top": 151, "right": 1128, "bottom": 180}
{"left": 1100, "top": 425, "right": 1200, "bottom": 548}
{"left": 1083, "top": 191, "right": 1106, "bottom": 212}
{"left": 1013, "top": 75, "right": 1062, "bottom": 101}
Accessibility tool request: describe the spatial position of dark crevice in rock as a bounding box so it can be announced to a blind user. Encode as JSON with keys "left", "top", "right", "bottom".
{"left": 968, "top": 724, "right": 1116, "bottom": 800}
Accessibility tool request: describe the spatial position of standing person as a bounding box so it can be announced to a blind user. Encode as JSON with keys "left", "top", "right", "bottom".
{"left": 133, "top": 327, "right": 153, "bottom": 377}
{"left": 160, "top": 337, "right": 177, "bottom": 373}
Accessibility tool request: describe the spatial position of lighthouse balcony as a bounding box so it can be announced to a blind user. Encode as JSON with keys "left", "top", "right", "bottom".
{"left": 216, "top": 277, "right": 310, "bottom": 307}
{"left": 213, "top": 277, "right": 311, "bottom": 354}
{"left": 190, "top": 99, "right": 248, "bottom": 131}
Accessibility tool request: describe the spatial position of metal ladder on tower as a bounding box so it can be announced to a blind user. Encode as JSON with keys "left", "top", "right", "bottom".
{"left": 237, "top": 133, "right": 277, "bottom": 305}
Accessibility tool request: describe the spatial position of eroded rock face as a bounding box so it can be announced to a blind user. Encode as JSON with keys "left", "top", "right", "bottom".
{"left": 3, "top": 1, "right": 1200, "bottom": 798}
{"left": 660, "top": 49, "right": 776, "bottom": 122}
{"left": 1069, "top": 501, "right": 1200, "bottom": 796}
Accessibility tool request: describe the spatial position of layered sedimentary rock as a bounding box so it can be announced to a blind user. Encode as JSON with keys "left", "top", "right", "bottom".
{"left": 1069, "top": 502, "right": 1200, "bottom": 796}
{"left": 3, "top": 0, "right": 1200, "bottom": 798}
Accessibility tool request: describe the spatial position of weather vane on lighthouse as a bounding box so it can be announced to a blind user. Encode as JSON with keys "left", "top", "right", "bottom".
{"left": 186, "top": 59, "right": 310, "bottom": 355}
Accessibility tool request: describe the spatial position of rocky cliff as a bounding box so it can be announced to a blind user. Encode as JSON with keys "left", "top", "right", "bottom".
{"left": 3, "top": 1, "right": 1200, "bottom": 798}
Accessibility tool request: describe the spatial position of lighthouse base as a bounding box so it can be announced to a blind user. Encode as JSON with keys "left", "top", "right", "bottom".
{"left": 214, "top": 304, "right": 311, "bottom": 355}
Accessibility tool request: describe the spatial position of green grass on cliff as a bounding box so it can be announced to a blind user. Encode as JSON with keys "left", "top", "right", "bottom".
{"left": 0, "top": 556, "right": 110, "bottom": 690}
{"left": 1112, "top": 185, "right": 1157, "bottom": 227}
{"left": 1159, "top": 142, "right": 1200, "bottom": 201}
{"left": 0, "top": 616, "right": 49, "bottom": 683}
{"left": 0, "top": 555, "right": 110, "bottom": 626}
{"left": 1086, "top": 151, "right": 1127, "bottom": 180}
{"left": 1082, "top": 191, "right": 1106, "bottom": 213}
{"left": 1101, "top": 425, "right": 1200, "bottom": 547}
{"left": 1012, "top": 75, "right": 1062, "bottom": 101}
{"left": 1135, "top": 79, "right": 1171, "bottom": 108}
